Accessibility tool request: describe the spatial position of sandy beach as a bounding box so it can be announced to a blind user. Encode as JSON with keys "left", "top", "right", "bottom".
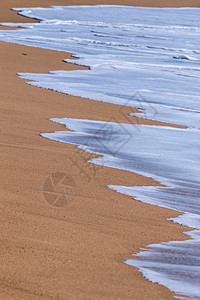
{"left": 0, "top": 1, "right": 197, "bottom": 299}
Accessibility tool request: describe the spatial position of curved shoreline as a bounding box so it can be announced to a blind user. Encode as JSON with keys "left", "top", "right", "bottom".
{"left": 0, "top": 1, "right": 195, "bottom": 299}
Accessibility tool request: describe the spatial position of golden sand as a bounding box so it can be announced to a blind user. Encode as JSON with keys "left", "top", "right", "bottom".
{"left": 0, "top": 1, "right": 194, "bottom": 298}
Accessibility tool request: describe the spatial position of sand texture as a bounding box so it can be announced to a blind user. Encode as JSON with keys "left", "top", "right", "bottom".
{"left": 0, "top": 1, "right": 193, "bottom": 299}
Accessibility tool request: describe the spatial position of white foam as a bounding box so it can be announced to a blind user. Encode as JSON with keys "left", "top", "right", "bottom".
{"left": 1, "top": 6, "right": 200, "bottom": 128}
{"left": 42, "top": 117, "right": 200, "bottom": 298}
{"left": 1, "top": 6, "right": 200, "bottom": 298}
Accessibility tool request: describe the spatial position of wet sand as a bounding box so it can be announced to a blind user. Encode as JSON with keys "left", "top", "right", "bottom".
{"left": 0, "top": 1, "right": 194, "bottom": 299}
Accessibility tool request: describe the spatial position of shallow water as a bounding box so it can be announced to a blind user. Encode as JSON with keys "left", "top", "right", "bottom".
{"left": 1, "top": 6, "right": 200, "bottom": 298}
{"left": 42, "top": 117, "right": 200, "bottom": 298}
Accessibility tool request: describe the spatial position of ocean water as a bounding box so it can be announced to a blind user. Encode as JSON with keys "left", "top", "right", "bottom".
{"left": 1, "top": 6, "right": 200, "bottom": 298}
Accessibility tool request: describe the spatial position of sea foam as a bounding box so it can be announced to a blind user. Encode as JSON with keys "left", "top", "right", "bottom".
{"left": 1, "top": 6, "right": 200, "bottom": 298}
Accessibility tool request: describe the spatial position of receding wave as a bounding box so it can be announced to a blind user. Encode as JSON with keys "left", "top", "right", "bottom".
{"left": 1, "top": 6, "right": 200, "bottom": 298}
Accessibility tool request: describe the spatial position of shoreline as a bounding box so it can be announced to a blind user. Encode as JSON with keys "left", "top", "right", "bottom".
{"left": 0, "top": 1, "right": 193, "bottom": 299}
{"left": 1, "top": 0, "right": 200, "bottom": 24}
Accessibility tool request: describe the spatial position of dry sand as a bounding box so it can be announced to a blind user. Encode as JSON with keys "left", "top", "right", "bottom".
{"left": 0, "top": 1, "right": 195, "bottom": 299}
